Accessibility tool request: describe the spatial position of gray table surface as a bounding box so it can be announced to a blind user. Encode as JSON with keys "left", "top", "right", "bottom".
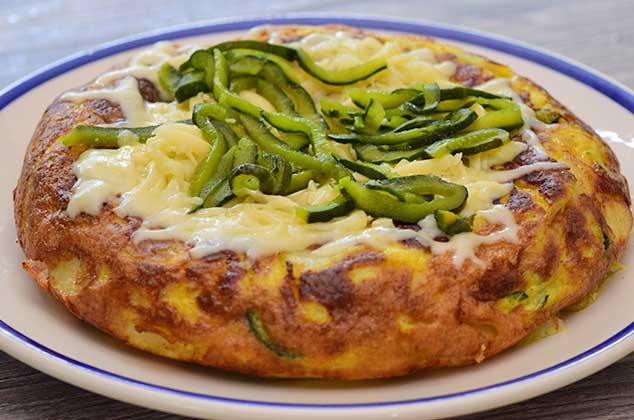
{"left": 1, "top": 0, "right": 633, "bottom": 419}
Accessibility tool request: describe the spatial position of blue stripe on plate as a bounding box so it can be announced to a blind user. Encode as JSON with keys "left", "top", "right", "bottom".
{"left": 2, "top": 15, "right": 633, "bottom": 409}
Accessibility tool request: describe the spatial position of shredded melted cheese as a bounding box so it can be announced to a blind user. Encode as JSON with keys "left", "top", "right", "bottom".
{"left": 64, "top": 30, "right": 566, "bottom": 265}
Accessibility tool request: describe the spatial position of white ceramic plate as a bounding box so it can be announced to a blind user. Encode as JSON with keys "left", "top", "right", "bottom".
{"left": 1, "top": 15, "right": 633, "bottom": 420}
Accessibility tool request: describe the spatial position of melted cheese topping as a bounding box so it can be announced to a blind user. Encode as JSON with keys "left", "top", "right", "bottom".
{"left": 65, "top": 31, "right": 566, "bottom": 265}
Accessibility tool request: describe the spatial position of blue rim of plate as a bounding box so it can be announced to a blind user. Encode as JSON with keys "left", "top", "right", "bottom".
{"left": 1, "top": 14, "right": 633, "bottom": 410}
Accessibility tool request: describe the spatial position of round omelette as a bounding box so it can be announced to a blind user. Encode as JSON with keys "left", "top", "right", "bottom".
{"left": 13, "top": 24, "right": 632, "bottom": 379}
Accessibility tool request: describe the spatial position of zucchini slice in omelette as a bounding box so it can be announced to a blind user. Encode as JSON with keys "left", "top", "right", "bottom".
{"left": 13, "top": 24, "right": 631, "bottom": 379}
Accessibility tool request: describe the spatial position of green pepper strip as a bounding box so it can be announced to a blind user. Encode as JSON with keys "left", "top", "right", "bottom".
{"left": 194, "top": 146, "right": 236, "bottom": 210}
{"left": 328, "top": 108, "right": 477, "bottom": 146}
{"left": 334, "top": 156, "right": 389, "bottom": 179}
{"left": 353, "top": 143, "right": 427, "bottom": 163}
{"left": 258, "top": 61, "right": 320, "bottom": 121}
{"left": 227, "top": 50, "right": 301, "bottom": 84}
{"left": 229, "top": 55, "right": 265, "bottom": 76}
{"left": 295, "top": 49, "right": 387, "bottom": 85}
{"left": 229, "top": 75, "right": 309, "bottom": 150}
{"left": 189, "top": 106, "right": 229, "bottom": 197}
{"left": 339, "top": 175, "right": 467, "bottom": 223}
{"left": 261, "top": 111, "right": 338, "bottom": 171}
{"left": 208, "top": 40, "right": 386, "bottom": 86}
{"left": 287, "top": 170, "right": 315, "bottom": 193}
{"left": 230, "top": 75, "right": 296, "bottom": 115}
{"left": 174, "top": 70, "right": 208, "bottom": 103}
{"left": 193, "top": 102, "right": 247, "bottom": 138}
{"left": 320, "top": 98, "right": 363, "bottom": 119}
{"left": 245, "top": 310, "right": 300, "bottom": 358}
{"left": 231, "top": 174, "right": 260, "bottom": 197}
{"left": 535, "top": 108, "right": 561, "bottom": 124}
{"left": 189, "top": 49, "right": 215, "bottom": 90}
{"left": 230, "top": 163, "right": 275, "bottom": 194}
{"left": 296, "top": 193, "right": 355, "bottom": 223}
{"left": 157, "top": 63, "right": 180, "bottom": 100}
{"left": 256, "top": 152, "right": 292, "bottom": 194}
{"left": 212, "top": 49, "right": 261, "bottom": 117}
{"left": 403, "top": 83, "right": 441, "bottom": 114}
{"left": 239, "top": 114, "right": 326, "bottom": 174}
{"left": 346, "top": 87, "right": 419, "bottom": 109}
{"left": 440, "top": 86, "right": 506, "bottom": 100}
{"left": 436, "top": 98, "right": 475, "bottom": 112}
{"left": 435, "top": 209, "right": 473, "bottom": 234}
{"left": 362, "top": 99, "right": 385, "bottom": 134}
{"left": 467, "top": 99, "right": 523, "bottom": 131}
{"left": 60, "top": 124, "right": 159, "bottom": 148}
{"left": 425, "top": 128, "right": 510, "bottom": 158}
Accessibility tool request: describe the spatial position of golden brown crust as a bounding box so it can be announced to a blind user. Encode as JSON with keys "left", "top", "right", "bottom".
{"left": 13, "top": 24, "right": 632, "bottom": 379}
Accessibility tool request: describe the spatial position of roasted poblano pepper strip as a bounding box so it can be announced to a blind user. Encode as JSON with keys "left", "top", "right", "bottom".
{"left": 240, "top": 114, "right": 325, "bottom": 173}
{"left": 203, "top": 178, "right": 234, "bottom": 208}
{"left": 245, "top": 309, "right": 300, "bottom": 358}
{"left": 436, "top": 98, "right": 476, "bottom": 112}
{"left": 190, "top": 110, "right": 228, "bottom": 197}
{"left": 212, "top": 49, "right": 261, "bottom": 117}
{"left": 353, "top": 143, "right": 429, "bottom": 163}
{"left": 212, "top": 120, "right": 239, "bottom": 148}
{"left": 425, "top": 128, "right": 510, "bottom": 158}
{"left": 535, "top": 108, "right": 561, "bottom": 124}
{"left": 402, "top": 83, "right": 441, "bottom": 114}
{"left": 346, "top": 87, "right": 419, "bottom": 109}
{"left": 230, "top": 163, "right": 274, "bottom": 194}
{"left": 157, "top": 63, "right": 181, "bottom": 100}
{"left": 440, "top": 86, "right": 506, "bottom": 100}
{"left": 328, "top": 108, "right": 477, "bottom": 146}
{"left": 215, "top": 40, "right": 298, "bottom": 61}
{"left": 258, "top": 62, "right": 320, "bottom": 122}
{"left": 261, "top": 112, "right": 335, "bottom": 164}
{"left": 362, "top": 99, "right": 385, "bottom": 134}
{"left": 435, "top": 209, "right": 473, "bottom": 234}
{"left": 296, "top": 193, "right": 355, "bottom": 223}
{"left": 334, "top": 156, "right": 389, "bottom": 179}
{"left": 174, "top": 70, "right": 208, "bottom": 103}
{"left": 230, "top": 76, "right": 296, "bottom": 115}
{"left": 229, "top": 55, "right": 265, "bottom": 76}
{"left": 226, "top": 49, "right": 300, "bottom": 84}
{"left": 229, "top": 75, "right": 310, "bottom": 150}
{"left": 287, "top": 170, "right": 314, "bottom": 193}
{"left": 320, "top": 98, "right": 363, "bottom": 119}
{"left": 196, "top": 146, "right": 237, "bottom": 209}
{"left": 295, "top": 49, "right": 387, "bottom": 85}
{"left": 59, "top": 124, "right": 159, "bottom": 148}
{"left": 467, "top": 101, "right": 523, "bottom": 131}
{"left": 392, "top": 115, "right": 438, "bottom": 132}
{"left": 232, "top": 137, "right": 258, "bottom": 167}
{"left": 231, "top": 174, "right": 260, "bottom": 197}
{"left": 340, "top": 176, "right": 467, "bottom": 223}
{"left": 189, "top": 49, "right": 215, "bottom": 89}
{"left": 192, "top": 102, "right": 247, "bottom": 138}
{"left": 256, "top": 152, "right": 292, "bottom": 194}
{"left": 210, "top": 40, "right": 387, "bottom": 85}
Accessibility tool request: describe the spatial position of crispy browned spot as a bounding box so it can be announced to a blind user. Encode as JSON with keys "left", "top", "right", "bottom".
{"left": 564, "top": 203, "right": 592, "bottom": 260}
{"left": 137, "top": 78, "right": 160, "bottom": 103}
{"left": 522, "top": 170, "right": 575, "bottom": 202}
{"left": 299, "top": 252, "right": 383, "bottom": 311}
{"left": 505, "top": 146, "right": 554, "bottom": 169}
{"left": 506, "top": 189, "right": 535, "bottom": 213}
{"left": 536, "top": 239, "right": 560, "bottom": 278}
{"left": 84, "top": 99, "right": 124, "bottom": 123}
{"left": 435, "top": 52, "right": 494, "bottom": 87}
{"left": 593, "top": 162, "right": 631, "bottom": 205}
{"left": 472, "top": 263, "right": 522, "bottom": 301}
